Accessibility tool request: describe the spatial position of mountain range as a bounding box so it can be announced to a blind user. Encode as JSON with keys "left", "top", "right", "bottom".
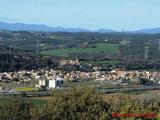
{"left": 0, "top": 21, "right": 160, "bottom": 34}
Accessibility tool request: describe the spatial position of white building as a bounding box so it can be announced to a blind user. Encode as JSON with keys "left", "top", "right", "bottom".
{"left": 49, "top": 77, "right": 63, "bottom": 89}
{"left": 38, "top": 77, "right": 64, "bottom": 89}
{"left": 39, "top": 80, "right": 47, "bottom": 86}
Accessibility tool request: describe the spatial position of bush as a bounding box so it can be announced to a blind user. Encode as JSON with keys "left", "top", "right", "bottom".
{"left": 0, "top": 88, "right": 160, "bottom": 120}
{"left": 0, "top": 98, "right": 33, "bottom": 120}
{"left": 32, "top": 87, "right": 110, "bottom": 120}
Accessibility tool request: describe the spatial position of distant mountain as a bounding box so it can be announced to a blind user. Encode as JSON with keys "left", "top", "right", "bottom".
{"left": 0, "top": 21, "right": 117, "bottom": 33}
{"left": 132, "top": 28, "right": 160, "bottom": 34}
{"left": 0, "top": 21, "right": 160, "bottom": 34}
{"left": 0, "top": 21, "right": 90, "bottom": 32}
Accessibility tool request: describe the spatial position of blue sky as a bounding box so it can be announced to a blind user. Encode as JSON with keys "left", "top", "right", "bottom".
{"left": 0, "top": 0, "right": 160, "bottom": 30}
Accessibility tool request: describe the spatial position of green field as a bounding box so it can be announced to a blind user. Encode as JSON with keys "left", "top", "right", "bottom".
{"left": 0, "top": 97, "right": 47, "bottom": 106}
{"left": 42, "top": 43, "right": 120, "bottom": 57}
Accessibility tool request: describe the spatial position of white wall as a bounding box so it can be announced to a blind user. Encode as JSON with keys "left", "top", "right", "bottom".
{"left": 49, "top": 80, "right": 56, "bottom": 88}
{"left": 39, "top": 80, "right": 46, "bottom": 86}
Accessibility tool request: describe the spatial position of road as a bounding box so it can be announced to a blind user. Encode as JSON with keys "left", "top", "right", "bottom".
{"left": 0, "top": 85, "right": 160, "bottom": 97}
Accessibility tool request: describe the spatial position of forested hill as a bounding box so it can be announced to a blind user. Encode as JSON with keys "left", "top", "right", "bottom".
{"left": 0, "top": 30, "right": 160, "bottom": 72}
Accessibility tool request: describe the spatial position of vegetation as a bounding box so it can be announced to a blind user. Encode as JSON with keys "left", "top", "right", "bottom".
{"left": 0, "top": 52, "right": 58, "bottom": 72}
{"left": 0, "top": 88, "right": 160, "bottom": 120}
{"left": 0, "top": 97, "right": 47, "bottom": 105}
{"left": 89, "top": 60, "right": 121, "bottom": 65}
{"left": 1, "top": 31, "right": 160, "bottom": 72}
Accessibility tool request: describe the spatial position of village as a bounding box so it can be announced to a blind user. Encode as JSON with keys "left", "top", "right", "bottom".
{"left": 0, "top": 68, "right": 160, "bottom": 93}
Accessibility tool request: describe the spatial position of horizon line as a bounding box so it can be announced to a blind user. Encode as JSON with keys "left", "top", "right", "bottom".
{"left": 0, "top": 20, "right": 160, "bottom": 32}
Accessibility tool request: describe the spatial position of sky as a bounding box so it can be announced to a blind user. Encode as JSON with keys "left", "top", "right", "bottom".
{"left": 0, "top": 0, "right": 160, "bottom": 31}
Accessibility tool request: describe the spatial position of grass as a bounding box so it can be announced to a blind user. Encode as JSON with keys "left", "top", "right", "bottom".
{"left": 30, "top": 99, "right": 47, "bottom": 106}
{"left": 0, "top": 98, "right": 12, "bottom": 105}
{"left": 0, "top": 97, "right": 47, "bottom": 106}
{"left": 41, "top": 43, "right": 120, "bottom": 57}
{"left": 16, "top": 87, "right": 38, "bottom": 92}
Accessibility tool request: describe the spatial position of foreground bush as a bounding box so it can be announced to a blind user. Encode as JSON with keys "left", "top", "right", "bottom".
{"left": 0, "top": 98, "right": 33, "bottom": 120}
{"left": 32, "top": 87, "right": 110, "bottom": 120}
{"left": 0, "top": 88, "right": 160, "bottom": 120}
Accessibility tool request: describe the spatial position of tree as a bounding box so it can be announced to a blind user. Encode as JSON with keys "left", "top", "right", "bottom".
{"left": 0, "top": 98, "right": 33, "bottom": 120}
{"left": 32, "top": 87, "right": 110, "bottom": 120}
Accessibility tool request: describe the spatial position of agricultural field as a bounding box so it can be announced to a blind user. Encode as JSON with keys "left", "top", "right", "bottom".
{"left": 41, "top": 43, "right": 120, "bottom": 57}
{"left": 15, "top": 87, "right": 38, "bottom": 92}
